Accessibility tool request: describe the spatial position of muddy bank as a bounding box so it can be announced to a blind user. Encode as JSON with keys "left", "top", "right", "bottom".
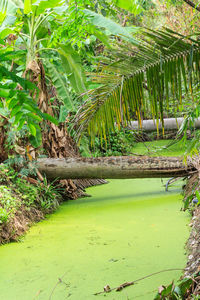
{"left": 0, "top": 205, "right": 44, "bottom": 244}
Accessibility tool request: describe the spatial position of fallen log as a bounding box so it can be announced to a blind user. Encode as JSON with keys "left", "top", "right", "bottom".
{"left": 37, "top": 156, "right": 195, "bottom": 179}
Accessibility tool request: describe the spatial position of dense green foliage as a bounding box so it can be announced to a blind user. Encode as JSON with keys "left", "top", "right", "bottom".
{"left": 0, "top": 164, "right": 62, "bottom": 224}
{"left": 0, "top": 0, "right": 144, "bottom": 148}
{"left": 91, "top": 128, "right": 135, "bottom": 156}
{"left": 2, "top": 0, "right": 200, "bottom": 150}
{"left": 154, "top": 274, "right": 199, "bottom": 300}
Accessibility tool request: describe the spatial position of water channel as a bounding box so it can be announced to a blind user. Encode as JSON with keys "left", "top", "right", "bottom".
{"left": 0, "top": 141, "right": 190, "bottom": 300}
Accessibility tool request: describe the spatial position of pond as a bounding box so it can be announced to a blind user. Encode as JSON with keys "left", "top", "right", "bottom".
{"left": 0, "top": 177, "right": 189, "bottom": 300}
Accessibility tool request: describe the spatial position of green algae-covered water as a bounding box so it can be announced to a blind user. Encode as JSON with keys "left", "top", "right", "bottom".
{"left": 0, "top": 141, "right": 190, "bottom": 300}
{"left": 0, "top": 179, "right": 189, "bottom": 300}
{"left": 132, "top": 139, "right": 191, "bottom": 156}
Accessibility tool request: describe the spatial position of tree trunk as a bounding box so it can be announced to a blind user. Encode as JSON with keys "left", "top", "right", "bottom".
{"left": 130, "top": 117, "right": 200, "bottom": 132}
{"left": 24, "top": 60, "right": 106, "bottom": 199}
{"left": 37, "top": 156, "right": 195, "bottom": 179}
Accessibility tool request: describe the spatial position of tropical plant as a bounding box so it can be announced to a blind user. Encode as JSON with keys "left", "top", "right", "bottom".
{"left": 0, "top": 0, "right": 84, "bottom": 150}
{"left": 74, "top": 28, "right": 200, "bottom": 144}
{"left": 154, "top": 275, "right": 196, "bottom": 299}
{"left": 1, "top": 0, "right": 141, "bottom": 135}
{"left": 90, "top": 128, "right": 135, "bottom": 156}
{"left": 0, "top": 3, "right": 57, "bottom": 146}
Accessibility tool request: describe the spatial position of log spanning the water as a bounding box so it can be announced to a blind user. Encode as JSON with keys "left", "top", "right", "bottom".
{"left": 37, "top": 156, "right": 195, "bottom": 180}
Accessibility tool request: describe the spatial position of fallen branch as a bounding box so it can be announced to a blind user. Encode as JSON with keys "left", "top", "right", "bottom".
{"left": 94, "top": 268, "right": 184, "bottom": 295}
{"left": 49, "top": 272, "right": 67, "bottom": 300}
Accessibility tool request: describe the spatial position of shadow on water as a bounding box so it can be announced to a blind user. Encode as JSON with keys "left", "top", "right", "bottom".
{"left": 70, "top": 188, "right": 182, "bottom": 205}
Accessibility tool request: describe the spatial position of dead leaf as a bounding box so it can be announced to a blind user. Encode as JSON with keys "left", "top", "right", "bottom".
{"left": 26, "top": 60, "right": 40, "bottom": 75}
{"left": 15, "top": 145, "right": 25, "bottom": 155}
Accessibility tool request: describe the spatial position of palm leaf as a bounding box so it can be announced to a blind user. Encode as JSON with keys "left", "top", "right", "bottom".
{"left": 74, "top": 28, "right": 200, "bottom": 142}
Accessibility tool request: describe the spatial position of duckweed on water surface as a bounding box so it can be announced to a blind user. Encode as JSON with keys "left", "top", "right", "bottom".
{"left": 0, "top": 178, "right": 189, "bottom": 300}
{"left": 0, "top": 141, "right": 190, "bottom": 299}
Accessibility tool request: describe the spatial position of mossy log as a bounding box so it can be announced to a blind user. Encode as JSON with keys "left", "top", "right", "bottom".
{"left": 37, "top": 156, "right": 195, "bottom": 179}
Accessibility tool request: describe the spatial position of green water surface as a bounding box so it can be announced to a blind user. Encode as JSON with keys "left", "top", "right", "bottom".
{"left": 0, "top": 179, "right": 189, "bottom": 300}
{"left": 0, "top": 141, "right": 190, "bottom": 300}
{"left": 132, "top": 139, "right": 190, "bottom": 156}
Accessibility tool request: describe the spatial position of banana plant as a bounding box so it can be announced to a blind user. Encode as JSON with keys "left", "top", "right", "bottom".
{"left": 0, "top": 46, "right": 55, "bottom": 145}
{"left": 0, "top": 1, "right": 51, "bottom": 143}
{"left": 2, "top": 0, "right": 87, "bottom": 102}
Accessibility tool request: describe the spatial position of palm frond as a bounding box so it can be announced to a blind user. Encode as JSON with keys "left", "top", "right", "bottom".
{"left": 74, "top": 28, "right": 200, "bottom": 143}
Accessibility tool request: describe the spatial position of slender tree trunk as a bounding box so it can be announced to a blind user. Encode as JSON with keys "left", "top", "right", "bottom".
{"left": 37, "top": 156, "right": 195, "bottom": 179}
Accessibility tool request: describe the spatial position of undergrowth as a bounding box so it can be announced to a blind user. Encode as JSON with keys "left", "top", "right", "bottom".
{"left": 0, "top": 164, "right": 62, "bottom": 225}
{"left": 80, "top": 128, "right": 135, "bottom": 157}
{"left": 154, "top": 272, "right": 200, "bottom": 299}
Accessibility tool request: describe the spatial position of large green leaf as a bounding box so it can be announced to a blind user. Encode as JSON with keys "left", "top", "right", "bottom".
{"left": 0, "top": 28, "right": 13, "bottom": 39}
{"left": 0, "top": 0, "right": 7, "bottom": 24}
{"left": 83, "top": 9, "right": 140, "bottom": 45}
{"left": 29, "top": 128, "right": 42, "bottom": 147}
{"left": 88, "top": 24, "right": 111, "bottom": 48}
{"left": 6, "top": 0, "right": 23, "bottom": 14}
{"left": 74, "top": 29, "right": 200, "bottom": 142}
{"left": 28, "top": 122, "right": 37, "bottom": 136}
{"left": 58, "top": 105, "right": 69, "bottom": 123}
{"left": 0, "top": 88, "right": 10, "bottom": 98}
{"left": 57, "top": 44, "right": 86, "bottom": 94}
{"left": 22, "top": 0, "right": 63, "bottom": 15}
{"left": 0, "top": 65, "right": 36, "bottom": 90}
{"left": 114, "top": 0, "right": 143, "bottom": 15}
{"left": 42, "top": 113, "right": 58, "bottom": 125}
{"left": 24, "top": 0, "right": 32, "bottom": 14}
{"left": 32, "top": 0, "right": 63, "bottom": 15}
{"left": 45, "top": 59, "right": 74, "bottom": 111}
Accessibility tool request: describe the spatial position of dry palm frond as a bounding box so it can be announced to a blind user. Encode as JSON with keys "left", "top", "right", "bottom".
{"left": 74, "top": 28, "right": 200, "bottom": 143}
